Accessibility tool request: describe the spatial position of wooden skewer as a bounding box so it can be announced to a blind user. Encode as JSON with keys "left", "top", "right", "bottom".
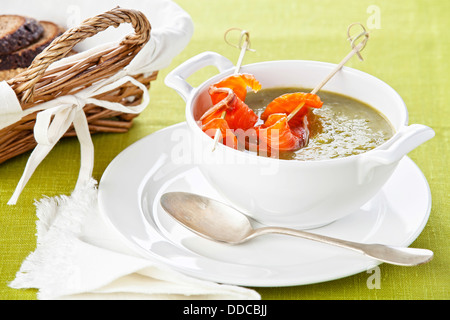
{"left": 287, "top": 24, "right": 370, "bottom": 122}
{"left": 212, "top": 29, "right": 254, "bottom": 151}
{"left": 210, "top": 110, "right": 227, "bottom": 150}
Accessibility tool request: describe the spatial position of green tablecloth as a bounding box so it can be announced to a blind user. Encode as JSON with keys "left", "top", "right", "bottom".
{"left": 1, "top": 0, "right": 448, "bottom": 300}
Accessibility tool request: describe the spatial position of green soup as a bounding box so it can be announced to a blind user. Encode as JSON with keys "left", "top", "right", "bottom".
{"left": 245, "top": 87, "right": 395, "bottom": 160}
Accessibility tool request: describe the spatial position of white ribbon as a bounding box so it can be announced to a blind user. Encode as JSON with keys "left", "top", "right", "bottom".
{"left": 4, "top": 74, "right": 150, "bottom": 205}
{"left": 0, "top": 81, "right": 24, "bottom": 128}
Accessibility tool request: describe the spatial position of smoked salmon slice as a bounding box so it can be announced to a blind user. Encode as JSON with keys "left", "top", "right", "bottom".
{"left": 201, "top": 117, "right": 238, "bottom": 149}
{"left": 261, "top": 92, "right": 323, "bottom": 127}
{"left": 256, "top": 113, "right": 304, "bottom": 153}
{"left": 210, "top": 73, "right": 262, "bottom": 104}
{"left": 200, "top": 73, "right": 261, "bottom": 131}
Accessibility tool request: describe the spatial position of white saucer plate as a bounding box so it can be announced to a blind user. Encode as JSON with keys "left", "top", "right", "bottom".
{"left": 98, "top": 122, "right": 432, "bottom": 287}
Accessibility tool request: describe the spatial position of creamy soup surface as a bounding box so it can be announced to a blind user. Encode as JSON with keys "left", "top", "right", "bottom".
{"left": 245, "top": 87, "right": 395, "bottom": 160}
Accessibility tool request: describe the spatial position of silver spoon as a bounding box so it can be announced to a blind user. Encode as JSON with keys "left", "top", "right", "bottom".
{"left": 160, "top": 192, "right": 433, "bottom": 266}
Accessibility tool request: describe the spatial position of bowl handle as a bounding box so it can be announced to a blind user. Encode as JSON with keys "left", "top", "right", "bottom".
{"left": 357, "top": 124, "right": 435, "bottom": 183}
{"left": 164, "top": 51, "right": 234, "bottom": 101}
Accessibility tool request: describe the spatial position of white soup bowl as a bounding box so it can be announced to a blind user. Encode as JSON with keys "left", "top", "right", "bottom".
{"left": 165, "top": 51, "right": 434, "bottom": 228}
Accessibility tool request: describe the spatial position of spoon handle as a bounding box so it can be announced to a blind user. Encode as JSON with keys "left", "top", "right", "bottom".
{"left": 251, "top": 227, "right": 433, "bottom": 266}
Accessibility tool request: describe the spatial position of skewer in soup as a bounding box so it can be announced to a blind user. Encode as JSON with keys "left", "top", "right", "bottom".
{"left": 198, "top": 73, "right": 394, "bottom": 160}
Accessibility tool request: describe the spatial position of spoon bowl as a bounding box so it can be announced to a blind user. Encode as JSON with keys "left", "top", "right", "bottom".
{"left": 160, "top": 192, "right": 433, "bottom": 266}
{"left": 160, "top": 191, "right": 253, "bottom": 243}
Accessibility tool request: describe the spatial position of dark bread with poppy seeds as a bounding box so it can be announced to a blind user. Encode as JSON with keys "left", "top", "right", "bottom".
{"left": 0, "top": 21, "right": 61, "bottom": 71}
{"left": 0, "top": 15, "right": 44, "bottom": 55}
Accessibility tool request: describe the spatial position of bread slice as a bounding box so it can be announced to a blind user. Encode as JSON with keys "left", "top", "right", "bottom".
{"left": 0, "top": 21, "right": 61, "bottom": 71}
{"left": 0, "top": 15, "right": 44, "bottom": 55}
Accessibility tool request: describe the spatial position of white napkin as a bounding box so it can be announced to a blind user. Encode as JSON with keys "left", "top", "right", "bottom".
{"left": 9, "top": 179, "right": 260, "bottom": 300}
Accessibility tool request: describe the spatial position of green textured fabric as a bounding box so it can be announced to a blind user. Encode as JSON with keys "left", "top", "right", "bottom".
{"left": 0, "top": 0, "right": 448, "bottom": 300}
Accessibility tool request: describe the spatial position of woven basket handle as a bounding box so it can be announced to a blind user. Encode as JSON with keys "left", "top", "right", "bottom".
{"left": 16, "top": 7, "right": 151, "bottom": 104}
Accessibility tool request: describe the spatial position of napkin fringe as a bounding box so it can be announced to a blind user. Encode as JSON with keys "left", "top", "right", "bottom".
{"left": 9, "top": 179, "right": 98, "bottom": 299}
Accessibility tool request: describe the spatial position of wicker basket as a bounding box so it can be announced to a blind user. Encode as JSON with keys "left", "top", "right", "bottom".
{"left": 0, "top": 7, "right": 158, "bottom": 164}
